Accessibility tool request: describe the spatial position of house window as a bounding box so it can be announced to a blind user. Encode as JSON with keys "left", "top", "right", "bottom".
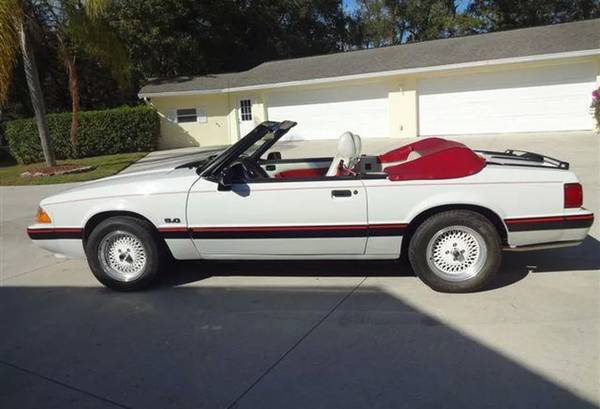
{"left": 240, "top": 99, "right": 252, "bottom": 121}
{"left": 175, "top": 108, "right": 207, "bottom": 123}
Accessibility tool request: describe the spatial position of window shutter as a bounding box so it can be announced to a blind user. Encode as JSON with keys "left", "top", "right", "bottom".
{"left": 196, "top": 108, "right": 207, "bottom": 123}
{"left": 169, "top": 110, "right": 178, "bottom": 123}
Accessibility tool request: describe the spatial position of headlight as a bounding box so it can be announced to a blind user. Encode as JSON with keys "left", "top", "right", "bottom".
{"left": 36, "top": 207, "right": 52, "bottom": 224}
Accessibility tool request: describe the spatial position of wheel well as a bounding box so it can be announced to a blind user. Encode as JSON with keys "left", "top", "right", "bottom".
{"left": 82, "top": 211, "right": 158, "bottom": 246}
{"left": 400, "top": 204, "right": 508, "bottom": 258}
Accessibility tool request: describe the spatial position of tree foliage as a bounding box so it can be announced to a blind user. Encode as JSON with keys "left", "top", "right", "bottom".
{"left": 351, "top": 0, "right": 600, "bottom": 47}
{"left": 108, "top": 0, "right": 350, "bottom": 79}
{"left": 2, "top": 0, "right": 599, "bottom": 125}
{"left": 352, "top": 0, "right": 475, "bottom": 47}
{"left": 0, "top": 0, "right": 22, "bottom": 106}
{"left": 465, "top": 0, "right": 600, "bottom": 33}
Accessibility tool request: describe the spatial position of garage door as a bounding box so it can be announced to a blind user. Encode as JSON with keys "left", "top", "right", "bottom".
{"left": 418, "top": 62, "right": 597, "bottom": 135}
{"left": 267, "top": 83, "right": 389, "bottom": 140}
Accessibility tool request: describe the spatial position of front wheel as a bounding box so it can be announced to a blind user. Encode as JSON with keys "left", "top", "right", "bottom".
{"left": 85, "top": 216, "right": 164, "bottom": 291}
{"left": 408, "top": 210, "right": 502, "bottom": 293}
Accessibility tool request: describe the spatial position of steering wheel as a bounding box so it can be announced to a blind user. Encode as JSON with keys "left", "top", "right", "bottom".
{"left": 237, "top": 156, "right": 269, "bottom": 180}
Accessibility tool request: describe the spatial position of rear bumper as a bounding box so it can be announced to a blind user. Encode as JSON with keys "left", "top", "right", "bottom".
{"left": 504, "top": 211, "right": 593, "bottom": 250}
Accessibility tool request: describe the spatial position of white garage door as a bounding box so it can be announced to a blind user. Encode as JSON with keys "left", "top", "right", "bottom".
{"left": 418, "top": 62, "right": 596, "bottom": 135}
{"left": 267, "top": 83, "right": 389, "bottom": 140}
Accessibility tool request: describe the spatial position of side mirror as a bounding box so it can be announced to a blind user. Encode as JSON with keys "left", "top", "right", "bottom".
{"left": 217, "top": 167, "right": 233, "bottom": 191}
{"left": 267, "top": 151, "right": 282, "bottom": 161}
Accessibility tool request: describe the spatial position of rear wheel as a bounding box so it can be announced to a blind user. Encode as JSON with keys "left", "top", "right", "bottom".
{"left": 85, "top": 216, "right": 164, "bottom": 291}
{"left": 408, "top": 210, "right": 501, "bottom": 293}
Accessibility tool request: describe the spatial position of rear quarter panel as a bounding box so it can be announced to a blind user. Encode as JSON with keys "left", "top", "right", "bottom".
{"left": 363, "top": 165, "right": 582, "bottom": 249}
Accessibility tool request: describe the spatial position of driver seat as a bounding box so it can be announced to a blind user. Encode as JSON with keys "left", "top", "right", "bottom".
{"left": 326, "top": 132, "right": 362, "bottom": 177}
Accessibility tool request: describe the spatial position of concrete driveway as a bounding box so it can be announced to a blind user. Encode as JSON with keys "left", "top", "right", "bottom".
{"left": 1, "top": 132, "right": 598, "bottom": 409}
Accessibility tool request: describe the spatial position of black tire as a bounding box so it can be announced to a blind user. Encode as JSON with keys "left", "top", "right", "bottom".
{"left": 408, "top": 210, "right": 501, "bottom": 293}
{"left": 85, "top": 216, "right": 164, "bottom": 291}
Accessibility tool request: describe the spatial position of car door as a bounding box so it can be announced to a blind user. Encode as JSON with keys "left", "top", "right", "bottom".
{"left": 186, "top": 177, "right": 368, "bottom": 257}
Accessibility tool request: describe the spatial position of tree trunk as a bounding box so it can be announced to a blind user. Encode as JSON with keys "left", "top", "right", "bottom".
{"left": 18, "top": 20, "right": 55, "bottom": 167}
{"left": 63, "top": 49, "right": 79, "bottom": 147}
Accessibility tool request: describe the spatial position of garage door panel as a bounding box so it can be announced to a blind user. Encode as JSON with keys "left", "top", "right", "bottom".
{"left": 418, "top": 62, "right": 596, "bottom": 135}
{"left": 267, "top": 83, "right": 389, "bottom": 140}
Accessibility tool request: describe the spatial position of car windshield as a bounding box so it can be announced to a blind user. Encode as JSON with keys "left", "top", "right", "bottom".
{"left": 199, "top": 121, "right": 291, "bottom": 177}
{"left": 239, "top": 131, "right": 276, "bottom": 158}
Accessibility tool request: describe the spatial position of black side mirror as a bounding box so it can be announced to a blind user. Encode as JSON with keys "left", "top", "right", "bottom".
{"left": 267, "top": 151, "right": 282, "bottom": 161}
{"left": 217, "top": 167, "right": 233, "bottom": 191}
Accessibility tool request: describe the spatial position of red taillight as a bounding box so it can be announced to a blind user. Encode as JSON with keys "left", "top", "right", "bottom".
{"left": 564, "top": 183, "right": 583, "bottom": 208}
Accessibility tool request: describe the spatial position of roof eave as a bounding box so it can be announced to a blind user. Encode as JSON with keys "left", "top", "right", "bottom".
{"left": 138, "top": 48, "right": 600, "bottom": 98}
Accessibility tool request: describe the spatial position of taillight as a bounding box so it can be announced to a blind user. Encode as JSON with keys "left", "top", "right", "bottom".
{"left": 564, "top": 183, "right": 583, "bottom": 208}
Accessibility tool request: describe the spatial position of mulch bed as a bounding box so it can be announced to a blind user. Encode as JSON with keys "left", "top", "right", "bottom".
{"left": 21, "top": 164, "right": 96, "bottom": 177}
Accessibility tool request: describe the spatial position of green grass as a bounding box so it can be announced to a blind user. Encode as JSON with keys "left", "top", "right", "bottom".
{"left": 0, "top": 152, "right": 148, "bottom": 185}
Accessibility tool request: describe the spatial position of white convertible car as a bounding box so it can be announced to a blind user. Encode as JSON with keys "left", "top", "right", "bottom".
{"left": 28, "top": 121, "right": 593, "bottom": 292}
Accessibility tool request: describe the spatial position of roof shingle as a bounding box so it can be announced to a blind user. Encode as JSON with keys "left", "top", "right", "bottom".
{"left": 140, "top": 18, "right": 600, "bottom": 95}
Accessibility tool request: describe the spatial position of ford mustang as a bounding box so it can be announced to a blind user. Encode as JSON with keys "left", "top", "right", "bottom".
{"left": 27, "top": 121, "right": 594, "bottom": 292}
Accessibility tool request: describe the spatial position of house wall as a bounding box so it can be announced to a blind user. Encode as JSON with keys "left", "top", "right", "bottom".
{"left": 149, "top": 93, "right": 234, "bottom": 149}
{"left": 146, "top": 55, "right": 600, "bottom": 148}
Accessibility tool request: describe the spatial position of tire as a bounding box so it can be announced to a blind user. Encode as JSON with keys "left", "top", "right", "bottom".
{"left": 408, "top": 210, "right": 501, "bottom": 293}
{"left": 85, "top": 216, "right": 164, "bottom": 291}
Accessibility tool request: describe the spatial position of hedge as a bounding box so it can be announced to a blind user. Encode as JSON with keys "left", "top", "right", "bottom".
{"left": 5, "top": 106, "right": 159, "bottom": 164}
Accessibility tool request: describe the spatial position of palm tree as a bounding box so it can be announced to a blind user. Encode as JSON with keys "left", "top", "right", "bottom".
{"left": 1, "top": 0, "right": 56, "bottom": 166}
{"left": 50, "top": 0, "right": 129, "bottom": 146}
{"left": 0, "top": 0, "right": 128, "bottom": 165}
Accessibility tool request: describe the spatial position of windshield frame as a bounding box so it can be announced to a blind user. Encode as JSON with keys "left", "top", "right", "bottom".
{"left": 200, "top": 120, "right": 296, "bottom": 178}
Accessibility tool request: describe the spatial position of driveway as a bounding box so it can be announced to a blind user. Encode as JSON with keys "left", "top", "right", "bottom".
{"left": 1, "top": 132, "right": 598, "bottom": 409}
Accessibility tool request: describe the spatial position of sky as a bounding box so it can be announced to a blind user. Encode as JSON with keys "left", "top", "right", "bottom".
{"left": 342, "top": 0, "right": 473, "bottom": 14}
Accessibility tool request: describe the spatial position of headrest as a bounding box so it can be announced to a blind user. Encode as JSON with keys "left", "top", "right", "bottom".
{"left": 352, "top": 133, "right": 362, "bottom": 156}
{"left": 336, "top": 132, "right": 357, "bottom": 157}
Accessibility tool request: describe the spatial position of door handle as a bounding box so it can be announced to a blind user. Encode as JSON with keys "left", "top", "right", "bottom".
{"left": 266, "top": 165, "right": 276, "bottom": 171}
{"left": 331, "top": 189, "right": 352, "bottom": 198}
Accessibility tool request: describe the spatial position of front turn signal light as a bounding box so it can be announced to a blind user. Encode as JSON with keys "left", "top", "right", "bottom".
{"left": 36, "top": 207, "right": 52, "bottom": 224}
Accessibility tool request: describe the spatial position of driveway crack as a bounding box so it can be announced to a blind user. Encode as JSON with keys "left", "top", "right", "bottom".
{"left": 225, "top": 276, "right": 368, "bottom": 409}
{"left": 0, "top": 360, "right": 133, "bottom": 409}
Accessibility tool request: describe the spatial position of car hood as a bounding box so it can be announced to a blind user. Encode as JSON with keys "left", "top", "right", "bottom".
{"left": 40, "top": 149, "right": 224, "bottom": 206}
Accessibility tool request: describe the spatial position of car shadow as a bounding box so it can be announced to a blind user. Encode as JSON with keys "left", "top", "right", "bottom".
{"left": 500, "top": 234, "right": 600, "bottom": 275}
{"left": 161, "top": 257, "right": 529, "bottom": 291}
{"left": 0, "top": 283, "right": 596, "bottom": 408}
{"left": 159, "top": 235, "right": 600, "bottom": 291}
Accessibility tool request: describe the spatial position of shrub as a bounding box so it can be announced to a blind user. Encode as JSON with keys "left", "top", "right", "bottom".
{"left": 5, "top": 106, "right": 159, "bottom": 164}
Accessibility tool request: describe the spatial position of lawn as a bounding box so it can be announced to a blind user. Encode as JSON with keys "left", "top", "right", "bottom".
{"left": 0, "top": 152, "right": 148, "bottom": 185}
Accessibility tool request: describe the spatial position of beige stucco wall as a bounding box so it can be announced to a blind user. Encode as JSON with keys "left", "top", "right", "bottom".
{"left": 149, "top": 93, "right": 234, "bottom": 149}
{"left": 146, "top": 55, "right": 600, "bottom": 148}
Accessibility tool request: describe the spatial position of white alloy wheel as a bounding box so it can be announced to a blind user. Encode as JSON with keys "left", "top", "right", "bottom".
{"left": 99, "top": 230, "right": 148, "bottom": 282}
{"left": 425, "top": 225, "right": 487, "bottom": 282}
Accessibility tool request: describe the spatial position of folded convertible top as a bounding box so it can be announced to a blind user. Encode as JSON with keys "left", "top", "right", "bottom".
{"left": 379, "top": 137, "right": 486, "bottom": 181}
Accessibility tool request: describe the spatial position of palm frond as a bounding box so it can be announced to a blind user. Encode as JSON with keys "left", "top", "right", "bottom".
{"left": 66, "top": 8, "right": 130, "bottom": 86}
{"left": 0, "top": 0, "right": 22, "bottom": 106}
{"left": 81, "top": 0, "right": 112, "bottom": 20}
